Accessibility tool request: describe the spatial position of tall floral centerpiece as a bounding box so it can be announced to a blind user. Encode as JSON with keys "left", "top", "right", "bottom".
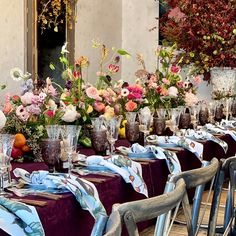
{"left": 136, "top": 44, "right": 199, "bottom": 110}
{"left": 160, "top": 0, "right": 236, "bottom": 96}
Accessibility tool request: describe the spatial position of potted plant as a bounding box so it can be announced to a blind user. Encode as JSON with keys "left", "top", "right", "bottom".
{"left": 159, "top": 0, "right": 236, "bottom": 96}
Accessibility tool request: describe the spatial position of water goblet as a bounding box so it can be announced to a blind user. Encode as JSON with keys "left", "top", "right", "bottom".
{"left": 125, "top": 112, "right": 137, "bottom": 124}
{"left": 190, "top": 105, "right": 200, "bottom": 130}
{"left": 0, "top": 134, "right": 15, "bottom": 196}
{"left": 169, "top": 108, "right": 181, "bottom": 135}
{"left": 60, "top": 125, "right": 81, "bottom": 174}
{"left": 45, "top": 125, "right": 61, "bottom": 140}
{"left": 208, "top": 102, "right": 216, "bottom": 123}
{"left": 138, "top": 113, "right": 152, "bottom": 146}
{"left": 104, "top": 116, "right": 123, "bottom": 156}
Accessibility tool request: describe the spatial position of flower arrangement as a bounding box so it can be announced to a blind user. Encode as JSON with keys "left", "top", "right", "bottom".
{"left": 160, "top": 0, "right": 236, "bottom": 80}
{"left": 2, "top": 69, "right": 64, "bottom": 161}
{"left": 136, "top": 44, "right": 200, "bottom": 109}
{"left": 38, "top": 0, "right": 78, "bottom": 33}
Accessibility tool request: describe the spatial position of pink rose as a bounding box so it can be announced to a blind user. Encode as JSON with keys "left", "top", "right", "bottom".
{"left": 170, "top": 65, "right": 180, "bottom": 73}
{"left": 108, "top": 64, "right": 119, "bottom": 73}
{"left": 21, "top": 92, "right": 34, "bottom": 105}
{"left": 86, "top": 87, "right": 102, "bottom": 101}
{"left": 177, "top": 81, "right": 184, "bottom": 88}
{"left": 125, "top": 101, "right": 137, "bottom": 112}
{"left": 94, "top": 102, "right": 105, "bottom": 113}
{"left": 162, "top": 78, "right": 170, "bottom": 85}
{"left": 45, "top": 110, "right": 55, "bottom": 118}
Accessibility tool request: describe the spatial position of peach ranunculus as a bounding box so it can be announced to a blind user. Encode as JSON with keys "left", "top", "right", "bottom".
{"left": 86, "top": 86, "right": 102, "bottom": 101}
{"left": 193, "top": 75, "right": 202, "bottom": 85}
{"left": 160, "top": 87, "right": 169, "bottom": 96}
{"left": 184, "top": 92, "right": 199, "bottom": 106}
{"left": 125, "top": 100, "right": 137, "bottom": 112}
{"left": 103, "top": 106, "right": 115, "bottom": 120}
{"left": 93, "top": 101, "right": 106, "bottom": 113}
{"left": 3, "top": 102, "right": 13, "bottom": 115}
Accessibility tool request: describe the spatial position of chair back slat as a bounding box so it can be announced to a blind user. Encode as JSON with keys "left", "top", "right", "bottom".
{"left": 170, "top": 158, "right": 219, "bottom": 189}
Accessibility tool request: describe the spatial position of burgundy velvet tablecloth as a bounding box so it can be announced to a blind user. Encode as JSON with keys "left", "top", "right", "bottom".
{"left": 1, "top": 135, "right": 235, "bottom": 236}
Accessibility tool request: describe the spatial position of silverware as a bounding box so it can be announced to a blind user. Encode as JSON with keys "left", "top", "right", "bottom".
{"left": 10, "top": 198, "right": 47, "bottom": 207}
{"left": 7, "top": 187, "right": 63, "bottom": 200}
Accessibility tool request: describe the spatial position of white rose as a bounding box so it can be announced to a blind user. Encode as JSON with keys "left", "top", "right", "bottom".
{"left": 168, "top": 86, "right": 178, "bottom": 97}
{"left": 61, "top": 105, "right": 78, "bottom": 123}
{"left": 0, "top": 110, "right": 6, "bottom": 129}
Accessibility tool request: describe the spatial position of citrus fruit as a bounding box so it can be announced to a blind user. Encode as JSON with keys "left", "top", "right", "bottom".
{"left": 21, "top": 144, "right": 31, "bottom": 152}
{"left": 119, "top": 127, "right": 126, "bottom": 139}
{"left": 14, "top": 133, "right": 26, "bottom": 148}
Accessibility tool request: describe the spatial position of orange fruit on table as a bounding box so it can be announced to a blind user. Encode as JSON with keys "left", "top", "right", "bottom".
{"left": 21, "top": 144, "right": 31, "bottom": 152}
{"left": 14, "top": 133, "right": 26, "bottom": 148}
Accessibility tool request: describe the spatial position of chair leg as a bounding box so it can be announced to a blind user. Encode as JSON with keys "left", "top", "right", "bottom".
{"left": 208, "top": 169, "right": 225, "bottom": 236}
{"left": 191, "top": 161, "right": 209, "bottom": 233}
{"left": 154, "top": 181, "right": 175, "bottom": 236}
{"left": 124, "top": 211, "right": 139, "bottom": 236}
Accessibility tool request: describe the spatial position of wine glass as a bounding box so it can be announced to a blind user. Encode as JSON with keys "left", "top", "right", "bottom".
{"left": 60, "top": 125, "right": 81, "bottom": 174}
{"left": 208, "top": 102, "right": 216, "bottom": 123}
{"left": 104, "top": 116, "right": 123, "bottom": 156}
{"left": 138, "top": 112, "right": 152, "bottom": 146}
{"left": 169, "top": 108, "right": 181, "bottom": 135}
{"left": 190, "top": 105, "right": 200, "bottom": 130}
{"left": 0, "top": 134, "right": 15, "bottom": 196}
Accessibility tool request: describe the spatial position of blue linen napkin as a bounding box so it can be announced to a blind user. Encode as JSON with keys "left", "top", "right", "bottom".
{"left": 0, "top": 197, "right": 44, "bottom": 236}
{"left": 13, "top": 169, "right": 107, "bottom": 236}
{"left": 146, "top": 135, "right": 204, "bottom": 161}
{"left": 185, "top": 129, "right": 228, "bottom": 153}
{"left": 86, "top": 155, "right": 148, "bottom": 197}
{"left": 205, "top": 123, "right": 236, "bottom": 141}
{"left": 117, "top": 143, "right": 181, "bottom": 174}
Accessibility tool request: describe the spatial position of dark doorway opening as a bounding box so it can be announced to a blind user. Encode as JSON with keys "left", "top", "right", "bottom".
{"left": 37, "top": 18, "right": 65, "bottom": 86}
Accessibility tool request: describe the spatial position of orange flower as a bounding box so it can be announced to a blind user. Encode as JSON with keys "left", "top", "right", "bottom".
{"left": 125, "top": 101, "right": 137, "bottom": 112}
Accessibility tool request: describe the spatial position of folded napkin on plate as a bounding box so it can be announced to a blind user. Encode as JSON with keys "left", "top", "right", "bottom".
{"left": 86, "top": 155, "right": 148, "bottom": 197}
{"left": 117, "top": 143, "right": 181, "bottom": 174}
{"left": 186, "top": 129, "right": 228, "bottom": 153}
{"left": 14, "top": 169, "right": 107, "bottom": 236}
{"left": 220, "top": 119, "right": 236, "bottom": 128}
{"left": 146, "top": 135, "right": 204, "bottom": 161}
{"left": 205, "top": 124, "right": 236, "bottom": 141}
{"left": 0, "top": 197, "right": 44, "bottom": 236}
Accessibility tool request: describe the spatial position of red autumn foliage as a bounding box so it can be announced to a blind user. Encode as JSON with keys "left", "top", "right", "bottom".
{"left": 160, "top": 0, "right": 236, "bottom": 80}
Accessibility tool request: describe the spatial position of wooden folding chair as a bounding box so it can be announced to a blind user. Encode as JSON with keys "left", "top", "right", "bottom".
{"left": 155, "top": 157, "right": 219, "bottom": 236}
{"left": 104, "top": 178, "right": 186, "bottom": 236}
{"left": 208, "top": 156, "right": 236, "bottom": 236}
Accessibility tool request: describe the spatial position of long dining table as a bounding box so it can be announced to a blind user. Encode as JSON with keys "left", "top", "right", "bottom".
{"left": 1, "top": 134, "right": 236, "bottom": 236}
